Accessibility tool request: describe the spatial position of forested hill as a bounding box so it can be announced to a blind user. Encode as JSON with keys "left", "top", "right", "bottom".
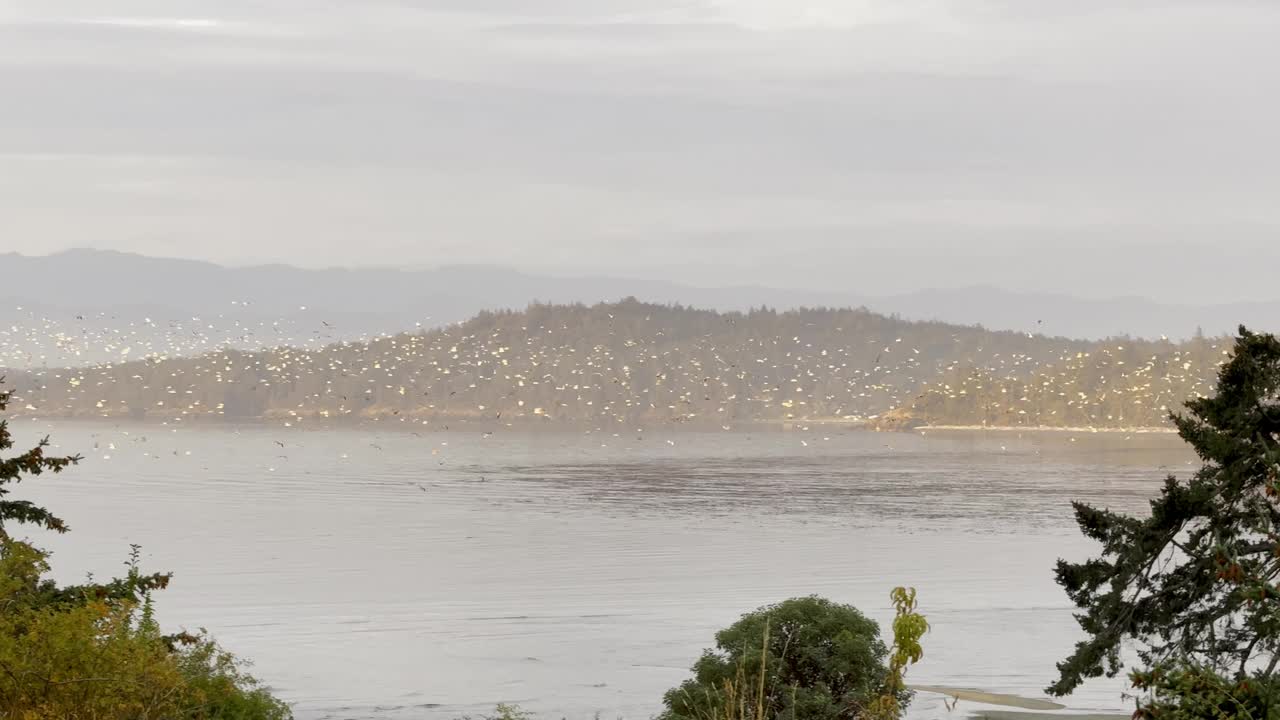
{"left": 3, "top": 300, "right": 1230, "bottom": 430}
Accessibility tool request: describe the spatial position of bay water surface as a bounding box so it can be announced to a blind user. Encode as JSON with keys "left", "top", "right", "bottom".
{"left": 16, "top": 422, "right": 1193, "bottom": 719}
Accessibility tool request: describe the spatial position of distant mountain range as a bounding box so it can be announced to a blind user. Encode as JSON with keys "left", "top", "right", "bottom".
{"left": 1, "top": 249, "right": 1276, "bottom": 368}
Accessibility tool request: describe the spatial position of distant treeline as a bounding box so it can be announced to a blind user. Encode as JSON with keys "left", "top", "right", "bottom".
{"left": 3, "top": 299, "right": 1228, "bottom": 430}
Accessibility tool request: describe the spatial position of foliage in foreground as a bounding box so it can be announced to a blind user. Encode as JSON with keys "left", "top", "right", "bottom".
{"left": 455, "top": 703, "right": 536, "bottom": 720}
{"left": 0, "top": 381, "right": 291, "bottom": 719}
{"left": 1129, "top": 662, "right": 1280, "bottom": 720}
{"left": 660, "top": 591, "right": 926, "bottom": 720}
{"left": 1050, "top": 327, "right": 1280, "bottom": 718}
{"left": 864, "top": 589, "right": 928, "bottom": 720}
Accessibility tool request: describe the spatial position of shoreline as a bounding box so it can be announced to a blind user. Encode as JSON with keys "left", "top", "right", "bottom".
{"left": 917, "top": 424, "right": 1175, "bottom": 434}
{"left": 11, "top": 412, "right": 1177, "bottom": 435}
{"left": 909, "top": 685, "right": 1065, "bottom": 711}
{"left": 908, "top": 685, "right": 1128, "bottom": 719}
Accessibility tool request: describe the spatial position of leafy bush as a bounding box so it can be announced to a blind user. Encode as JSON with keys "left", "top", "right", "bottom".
{"left": 0, "top": 539, "right": 292, "bottom": 720}
{"left": 0, "top": 590, "right": 184, "bottom": 718}
{"left": 0, "top": 382, "right": 291, "bottom": 719}
{"left": 661, "top": 596, "right": 910, "bottom": 720}
{"left": 172, "top": 631, "right": 294, "bottom": 720}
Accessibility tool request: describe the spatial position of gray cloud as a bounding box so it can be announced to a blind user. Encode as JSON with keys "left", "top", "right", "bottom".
{"left": 1, "top": 0, "right": 1277, "bottom": 302}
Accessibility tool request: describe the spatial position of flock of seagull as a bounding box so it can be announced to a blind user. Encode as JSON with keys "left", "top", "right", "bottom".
{"left": 0, "top": 304, "right": 376, "bottom": 368}
{"left": 3, "top": 301, "right": 1226, "bottom": 441}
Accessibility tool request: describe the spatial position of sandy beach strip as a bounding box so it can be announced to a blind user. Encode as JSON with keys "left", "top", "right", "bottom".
{"left": 909, "top": 685, "right": 1065, "bottom": 710}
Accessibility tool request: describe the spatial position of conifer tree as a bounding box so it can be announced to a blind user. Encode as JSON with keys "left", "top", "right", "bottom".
{"left": 0, "top": 379, "right": 79, "bottom": 538}
{"left": 1, "top": 379, "right": 170, "bottom": 605}
{"left": 1050, "top": 328, "right": 1280, "bottom": 715}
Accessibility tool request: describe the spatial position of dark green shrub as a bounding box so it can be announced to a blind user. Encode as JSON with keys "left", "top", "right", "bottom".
{"left": 1130, "top": 663, "right": 1280, "bottom": 720}
{"left": 661, "top": 596, "right": 902, "bottom": 720}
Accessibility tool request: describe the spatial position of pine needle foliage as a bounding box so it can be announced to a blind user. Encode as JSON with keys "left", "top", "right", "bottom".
{"left": 1050, "top": 327, "right": 1280, "bottom": 717}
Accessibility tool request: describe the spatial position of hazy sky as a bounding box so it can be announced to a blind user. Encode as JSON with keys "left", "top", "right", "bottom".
{"left": 2, "top": 1, "right": 1277, "bottom": 301}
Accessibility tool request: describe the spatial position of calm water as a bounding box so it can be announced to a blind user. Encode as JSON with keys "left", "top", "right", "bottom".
{"left": 15, "top": 422, "right": 1195, "bottom": 720}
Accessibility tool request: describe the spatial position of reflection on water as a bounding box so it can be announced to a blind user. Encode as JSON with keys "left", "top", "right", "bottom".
{"left": 15, "top": 422, "right": 1193, "bottom": 720}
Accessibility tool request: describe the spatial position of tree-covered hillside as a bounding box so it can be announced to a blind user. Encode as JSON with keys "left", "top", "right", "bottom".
{"left": 3, "top": 300, "right": 1228, "bottom": 430}
{"left": 905, "top": 330, "right": 1228, "bottom": 429}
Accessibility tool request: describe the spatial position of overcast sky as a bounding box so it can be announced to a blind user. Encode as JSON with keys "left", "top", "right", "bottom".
{"left": 1, "top": 1, "right": 1277, "bottom": 302}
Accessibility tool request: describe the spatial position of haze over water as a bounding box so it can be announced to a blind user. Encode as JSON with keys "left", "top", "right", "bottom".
{"left": 16, "top": 422, "right": 1193, "bottom": 720}
{"left": 3, "top": 1, "right": 1277, "bottom": 717}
